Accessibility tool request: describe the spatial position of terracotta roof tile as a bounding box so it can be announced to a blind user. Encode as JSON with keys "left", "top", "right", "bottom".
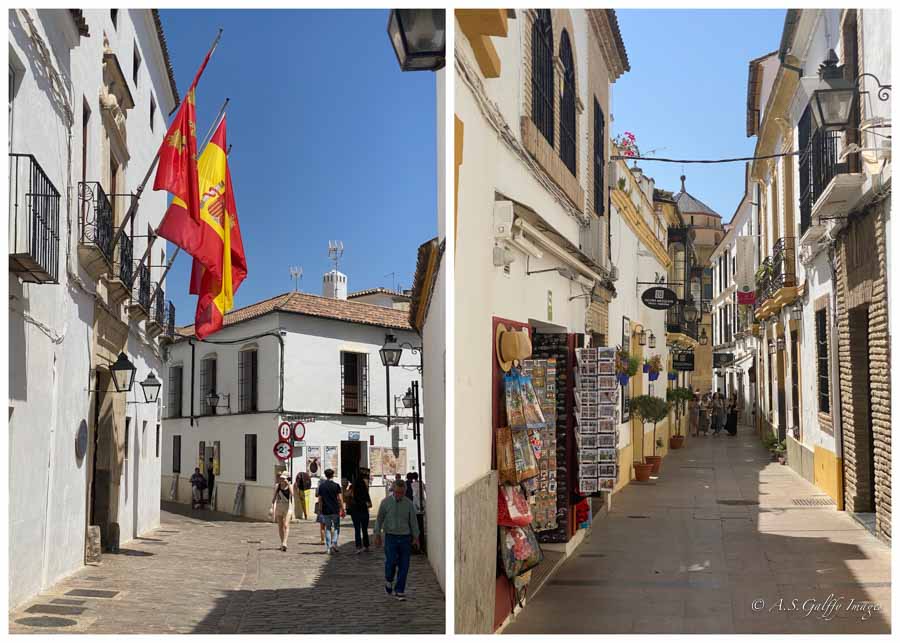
{"left": 348, "top": 287, "right": 410, "bottom": 299}
{"left": 176, "top": 291, "right": 411, "bottom": 340}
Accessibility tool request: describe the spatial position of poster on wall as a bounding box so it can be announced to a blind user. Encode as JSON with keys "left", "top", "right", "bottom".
{"left": 369, "top": 447, "right": 384, "bottom": 477}
{"left": 307, "top": 446, "right": 321, "bottom": 476}
{"left": 324, "top": 445, "right": 338, "bottom": 472}
{"left": 371, "top": 447, "right": 408, "bottom": 477}
{"left": 574, "top": 346, "right": 618, "bottom": 497}
{"left": 735, "top": 236, "right": 757, "bottom": 305}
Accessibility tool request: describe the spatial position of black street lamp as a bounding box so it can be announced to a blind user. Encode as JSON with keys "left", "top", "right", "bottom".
{"left": 811, "top": 49, "right": 892, "bottom": 130}
{"left": 637, "top": 328, "right": 647, "bottom": 346}
{"left": 140, "top": 371, "right": 162, "bottom": 404}
{"left": 380, "top": 333, "right": 403, "bottom": 436}
{"left": 648, "top": 332, "right": 656, "bottom": 349}
{"left": 387, "top": 9, "right": 446, "bottom": 72}
{"left": 699, "top": 328, "right": 709, "bottom": 346}
{"left": 109, "top": 352, "right": 137, "bottom": 393}
{"left": 205, "top": 391, "right": 230, "bottom": 414}
{"left": 683, "top": 302, "right": 700, "bottom": 324}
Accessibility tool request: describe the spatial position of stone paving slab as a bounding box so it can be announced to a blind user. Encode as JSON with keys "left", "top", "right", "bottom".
{"left": 504, "top": 428, "right": 891, "bottom": 634}
{"left": 10, "top": 506, "right": 444, "bottom": 634}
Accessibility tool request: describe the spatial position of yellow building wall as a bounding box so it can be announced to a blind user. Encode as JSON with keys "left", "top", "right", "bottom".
{"left": 814, "top": 446, "right": 844, "bottom": 510}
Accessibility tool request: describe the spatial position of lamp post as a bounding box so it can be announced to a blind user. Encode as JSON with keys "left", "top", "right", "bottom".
{"left": 140, "top": 372, "right": 162, "bottom": 403}
{"left": 402, "top": 381, "right": 425, "bottom": 542}
{"left": 379, "top": 334, "right": 403, "bottom": 436}
{"left": 109, "top": 352, "right": 137, "bottom": 393}
{"left": 810, "top": 49, "right": 892, "bottom": 130}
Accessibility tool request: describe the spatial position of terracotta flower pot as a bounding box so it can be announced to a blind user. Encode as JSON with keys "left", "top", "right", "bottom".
{"left": 670, "top": 435, "right": 685, "bottom": 450}
{"left": 644, "top": 455, "right": 662, "bottom": 475}
{"left": 634, "top": 462, "right": 654, "bottom": 482}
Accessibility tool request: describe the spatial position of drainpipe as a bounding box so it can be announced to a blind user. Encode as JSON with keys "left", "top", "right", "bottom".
{"left": 189, "top": 338, "right": 195, "bottom": 427}
{"left": 827, "top": 240, "right": 846, "bottom": 510}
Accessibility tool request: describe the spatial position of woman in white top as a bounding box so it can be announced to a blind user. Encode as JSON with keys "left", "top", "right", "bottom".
{"left": 272, "top": 471, "right": 294, "bottom": 551}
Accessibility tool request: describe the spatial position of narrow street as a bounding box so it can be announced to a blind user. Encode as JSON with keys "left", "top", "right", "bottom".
{"left": 9, "top": 505, "right": 445, "bottom": 634}
{"left": 505, "top": 427, "right": 891, "bottom": 634}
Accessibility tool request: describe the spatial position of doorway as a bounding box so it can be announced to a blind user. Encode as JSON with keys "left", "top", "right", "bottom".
{"left": 776, "top": 336, "right": 787, "bottom": 441}
{"left": 89, "top": 369, "right": 121, "bottom": 551}
{"left": 790, "top": 333, "right": 801, "bottom": 441}
{"left": 340, "top": 440, "right": 367, "bottom": 485}
{"left": 848, "top": 307, "right": 876, "bottom": 513}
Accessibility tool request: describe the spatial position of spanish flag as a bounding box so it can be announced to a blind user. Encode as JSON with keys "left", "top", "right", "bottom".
{"left": 192, "top": 116, "right": 247, "bottom": 339}
{"left": 154, "top": 45, "right": 222, "bottom": 280}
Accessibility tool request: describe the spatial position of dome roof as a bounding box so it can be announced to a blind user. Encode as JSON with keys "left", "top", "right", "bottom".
{"left": 674, "top": 175, "right": 721, "bottom": 218}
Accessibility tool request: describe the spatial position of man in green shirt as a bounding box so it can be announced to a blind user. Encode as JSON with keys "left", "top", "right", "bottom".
{"left": 374, "top": 479, "right": 420, "bottom": 601}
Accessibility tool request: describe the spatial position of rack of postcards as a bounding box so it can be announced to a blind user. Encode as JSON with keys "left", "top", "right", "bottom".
{"left": 520, "top": 359, "right": 558, "bottom": 531}
{"left": 575, "top": 347, "right": 619, "bottom": 495}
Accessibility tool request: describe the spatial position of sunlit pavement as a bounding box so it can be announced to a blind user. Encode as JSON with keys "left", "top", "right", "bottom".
{"left": 10, "top": 505, "right": 444, "bottom": 634}
{"left": 504, "top": 428, "right": 890, "bottom": 634}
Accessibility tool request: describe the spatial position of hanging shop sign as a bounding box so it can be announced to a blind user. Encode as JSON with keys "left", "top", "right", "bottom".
{"left": 641, "top": 286, "right": 678, "bottom": 310}
{"left": 292, "top": 421, "right": 306, "bottom": 442}
{"left": 735, "top": 236, "right": 757, "bottom": 305}
{"left": 348, "top": 431, "right": 360, "bottom": 441}
{"left": 277, "top": 421, "right": 292, "bottom": 441}
{"left": 673, "top": 352, "right": 695, "bottom": 371}
{"left": 713, "top": 352, "right": 734, "bottom": 368}
{"left": 273, "top": 440, "right": 293, "bottom": 461}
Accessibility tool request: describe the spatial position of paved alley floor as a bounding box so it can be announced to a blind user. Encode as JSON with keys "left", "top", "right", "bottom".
{"left": 505, "top": 428, "right": 891, "bottom": 634}
{"left": 10, "top": 504, "right": 445, "bottom": 634}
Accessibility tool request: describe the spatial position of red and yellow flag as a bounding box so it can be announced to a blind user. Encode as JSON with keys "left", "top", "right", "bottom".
{"left": 192, "top": 117, "right": 247, "bottom": 339}
{"left": 154, "top": 48, "right": 222, "bottom": 280}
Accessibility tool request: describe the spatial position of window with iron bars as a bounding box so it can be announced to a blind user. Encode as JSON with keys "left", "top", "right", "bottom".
{"left": 172, "top": 435, "right": 181, "bottom": 473}
{"left": 815, "top": 308, "right": 830, "bottom": 413}
{"left": 531, "top": 10, "right": 554, "bottom": 147}
{"left": 244, "top": 434, "right": 257, "bottom": 481}
{"left": 167, "top": 365, "right": 183, "bottom": 418}
{"left": 559, "top": 30, "right": 576, "bottom": 176}
{"left": 239, "top": 348, "right": 258, "bottom": 412}
{"left": 593, "top": 98, "right": 605, "bottom": 217}
{"left": 200, "top": 356, "right": 217, "bottom": 416}
{"left": 340, "top": 352, "right": 368, "bottom": 415}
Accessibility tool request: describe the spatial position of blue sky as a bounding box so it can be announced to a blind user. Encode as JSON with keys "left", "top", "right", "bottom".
{"left": 612, "top": 9, "right": 786, "bottom": 221}
{"left": 158, "top": 10, "right": 437, "bottom": 324}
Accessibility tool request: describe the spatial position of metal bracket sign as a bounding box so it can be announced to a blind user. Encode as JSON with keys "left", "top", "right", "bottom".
{"left": 673, "top": 352, "right": 695, "bottom": 371}
{"left": 273, "top": 440, "right": 293, "bottom": 461}
{"left": 277, "top": 421, "right": 292, "bottom": 441}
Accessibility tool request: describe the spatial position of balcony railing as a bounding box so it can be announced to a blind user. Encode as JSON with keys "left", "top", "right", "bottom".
{"left": 665, "top": 301, "right": 699, "bottom": 341}
{"left": 114, "top": 229, "right": 133, "bottom": 285}
{"left": 756, "top": 237, "right": 797, "bottom": 306}
{"left": 9, "top": 153, "right": 61, "bottom": 283}
{"left": 165, "top": 301, "right": 176, "bottom": 339}
{"left": 152, "top": 285, "right": 165, "bottom": 327}
{"left": 800, "top": 128, "right": 844, "bottom": 236}
{"left": 78, "top": 181, "right": 115, "bottom": 268}
{"left": 134, "top": 263, "right": 151, "bottom": 310}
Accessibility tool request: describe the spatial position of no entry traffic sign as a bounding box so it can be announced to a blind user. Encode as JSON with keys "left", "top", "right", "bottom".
{"left": 277, "top": 421, "right": 292, "bottom": 441}
{"left": 292, "top": 421, "right": 306, "bottom": 442}
{"left": 273, "top": 440, "right": 293, "bottom": 461}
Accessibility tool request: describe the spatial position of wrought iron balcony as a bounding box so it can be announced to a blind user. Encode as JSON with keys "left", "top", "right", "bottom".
{"left": 665, "top": 301, "right": 699, "bottom": 341}
{"left": 78, "top": 181, "right": 115, "bottom": 279}
{"left": 165, "top": 301, "right": 176, "bottom": 338}
{"left": 9, "top": 153, "right": 61, "bottom": 284}
{"left": 127, "top": 262, "right": 152, "bottom": 321}
{"left": 755, "top": 237, "right": 796, "bottom": 307}
{"left": 107, "top": 229, "right": 133, "bottom": 303}
{"left": 800, "top": 128, "right": 859, "bottom": 237}
{"left": 147, "top": 283, "right": 165, "bottom": 337}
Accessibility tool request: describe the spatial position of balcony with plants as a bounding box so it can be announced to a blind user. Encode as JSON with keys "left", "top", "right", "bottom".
{"left": 754, "top": 237, "right": 797, "bottom": 319}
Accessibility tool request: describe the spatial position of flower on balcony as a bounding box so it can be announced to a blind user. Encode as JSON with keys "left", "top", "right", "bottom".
{"left": 613, "top": 131, "right": 640, "bottom": 158}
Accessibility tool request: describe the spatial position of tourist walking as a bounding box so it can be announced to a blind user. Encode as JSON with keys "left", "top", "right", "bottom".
{"left": 190, "top": 467, "right": 206, "bottom": 510}
{"left": 689, "top": 391, "right": 700, "bottom": 437}
{"left": 374, "top": 479, "right": 420, "bottom": 601}
{"left": 206, "top": 458, "right": 216, "bottom": 509}
{"left": 349, "top": 470, "right": 373, "bottom": 553}
{"left": 698, "top": 393, "right": 711, "bottom": 436}
{"left": 726, "top": 392, "right": 739, "bottom": 436}
{"left": 711, "top": 392, "right": 725, "bottom": 436}
{"left": 271, "top": 471, "right": 293, "bottom": 552}
{"left": 316, "top": 469, "right": 344, "bottom": 553}
{"left": 294, "top": 470, "right": 311, "bottom": 520}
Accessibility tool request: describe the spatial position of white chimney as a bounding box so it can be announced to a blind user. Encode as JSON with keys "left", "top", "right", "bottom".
{"left": 322, "top": 270, "right": 348, "bottom": 299}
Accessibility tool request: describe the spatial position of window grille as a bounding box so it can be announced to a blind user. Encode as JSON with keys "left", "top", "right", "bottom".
{"left": 173, "top": 435, "right": 181, "bottom": 473}
{"left": 167, "top": 365, "right": 183, "bottom": 418}
{"left": 815, "top": 308, "right": 830, "bottom": 413}
{"left": 239, "top": 349, "right": 258, "bottom": 412}
{"left": 244, "top": 434, "right": 257, "bottom": 481}
{"left": 593, "top": 99, "right": 605, "bottom": 217}
{"left": 531, "top": 10, "right": 554, "bottom": 146}
{"left": 340, "top": 352, "right": 369, "bottom": 415}
{"left": 559, "top": 30, "right": 576, "bottom": 175}
{"left": 200, "top": 357, "right": 217, "bottom": 416}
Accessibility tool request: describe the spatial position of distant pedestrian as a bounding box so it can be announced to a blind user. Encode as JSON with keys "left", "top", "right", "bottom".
{"left": 294, "top": 470, "right": 311, "bottom": 520}
{"left": 206, "top": 458, "right": 216, "bottom": 508}
{"left": 393, "top": 473, "right": 402, "bottom": 492}
{"left": 698, "top": 393, "right": 711, "bottom": 436}
{"left": 272, "top": 471, "right": 293, "bottom": 552}
{"left": 316, "top": 469, "right": 345, "bottom": 554}
{"left": 726, "top": 393, "right": 739, "bottom": 436}
{"left": 374, "top": 479, "right": 420, "bottom": 601}
{"left": 405, "top": 472, "right": 415, "bottom": 501}
{"left": 712, "top": 392, "right": 726, "bottom": 436}
{"left": 349, "top": 471, "right": 373, "bottom": 553}
{"left": 411, "top": 473, "right": 426, "bottom": 554}
{"left": 190, "top": 468, "right": 206, "bottom": 510}
{"left": 689, "top": 391, "right": 700, "bottom": 437}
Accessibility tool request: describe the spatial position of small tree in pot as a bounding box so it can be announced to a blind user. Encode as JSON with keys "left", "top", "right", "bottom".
{"left": 631, "top": 395, "right": 670, "bottom": 476}
{"left": 666, "top": 387, "right": 694, "bottom": 449}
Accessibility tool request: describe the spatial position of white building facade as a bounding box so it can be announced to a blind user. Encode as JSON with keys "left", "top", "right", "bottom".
{"left": 161, "top": 287, "right": 425, "bottom": 521}
{"left": 8, "top": 9, "right": 178, "bottom": 608}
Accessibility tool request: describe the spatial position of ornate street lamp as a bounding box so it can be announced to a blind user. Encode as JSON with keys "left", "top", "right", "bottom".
{"left": 648, "top": 332, "right": 656, "bottom": 349}
{"left": 140, "top": 371, "right": 162, "bottom": 404}
{"left": 387, "top": 9, "right": 446, "bottom": 72}
{"left": 109, "top": 352, "right": 137, "bottom": 393}
{"left": 699, "top": 328, "right": 709, "bottom": 346}
{"left": 811, "top": 49, "right": 892, "bottom": 130}
{"left": 683, "top": 302, "right": 700, "bottom": 323}
{"left": 402, "top": 387, "right": 415, "bottom": 409}
{"left": 379, "top": 334, "right": 403, "bottom": 368}
{"left": 638, "top": 329, "right": 647, "bottom": 347}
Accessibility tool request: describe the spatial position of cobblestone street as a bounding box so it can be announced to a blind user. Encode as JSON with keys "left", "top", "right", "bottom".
{"left": 10, "top": 504, "right": 445, "bottom": 634}
{"left": 504, "top": 427, "right": 891, "bottom": 634}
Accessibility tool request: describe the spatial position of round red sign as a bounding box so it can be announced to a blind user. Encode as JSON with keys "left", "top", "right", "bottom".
{"left": 277, "top": 421, "right": 292, "bottom": 441}
{"left": 273, "top": 440, "right": 293, "bottom": 461}
{"left": 292, "top": 421, "right": 306, "bottom": 442}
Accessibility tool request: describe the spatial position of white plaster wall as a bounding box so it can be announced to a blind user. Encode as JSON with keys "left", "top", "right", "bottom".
{"left": 8, "top": 9, "right": 175, "bottom": 609}
{"left": 859, "top": 10, "right": 891, "bottom": 125}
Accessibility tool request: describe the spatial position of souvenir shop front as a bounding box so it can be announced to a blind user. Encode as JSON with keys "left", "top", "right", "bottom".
{"left": 492, "top": 317, "right": 619, "bottom": 629}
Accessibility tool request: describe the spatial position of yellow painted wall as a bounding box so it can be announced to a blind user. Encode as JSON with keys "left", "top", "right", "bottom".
{"left": 616, "top": 443, "right": 633, "bottom": 492}
{"left": 814, "top": 446, "right": 844, "bottom": 510}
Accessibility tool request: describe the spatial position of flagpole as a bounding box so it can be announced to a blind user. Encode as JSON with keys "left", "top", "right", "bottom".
{"left": 112, "top": 29, "right": 224, "bottom": 255}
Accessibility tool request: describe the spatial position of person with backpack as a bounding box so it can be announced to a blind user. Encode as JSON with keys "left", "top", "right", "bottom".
{"left": 349, "top": 470, "right": 373, "bottom": 553}
{"left": 271, "top": 471, "right": 293, "bottom": 552}
{"left": 190, "top": 467, "right": 206, "bottom": 510}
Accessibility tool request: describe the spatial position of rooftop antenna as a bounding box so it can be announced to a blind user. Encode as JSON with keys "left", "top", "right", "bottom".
{"left": 289, "top": 265, "right": 303, "bottom": 292}
{"left": 384, "top": 271, "right": 397, "bottom": 291}
{"left": 327, "top": 240, "right": 344, "bottom": 272}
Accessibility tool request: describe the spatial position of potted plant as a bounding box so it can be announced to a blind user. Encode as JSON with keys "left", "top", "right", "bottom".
{"left": 773, "top": 440, "right": 787, "bottom": 465}
{"left": 631, "top": 395, "right": 670, "bottom": 477}
{"left": 615, "top": 350, "right": 640, "bottom": 387}
{"left": 646, "top": 355, "right": 663, "bottom": 382}
{"left": 666, "top": 387, "right": 694, "bottom": 449}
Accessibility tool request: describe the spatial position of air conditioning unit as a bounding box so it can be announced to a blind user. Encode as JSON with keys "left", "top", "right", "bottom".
{"left": 493, "top": 201, "right": 515, "bottom": 240}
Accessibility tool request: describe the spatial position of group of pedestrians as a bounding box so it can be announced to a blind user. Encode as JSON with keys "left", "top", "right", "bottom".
{"left": 269, "top": 467, "right": 423, "bottom": 602}
{"left": 690, "top": 389, "right": 741, "bottom": 437}
{"left": 189, "top": 458, "right": 217, "bottom": 510}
